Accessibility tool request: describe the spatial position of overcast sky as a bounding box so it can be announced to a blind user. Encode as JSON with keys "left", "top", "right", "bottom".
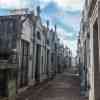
{"left": 0, "top": 0, "right": 83, "bottom": 57}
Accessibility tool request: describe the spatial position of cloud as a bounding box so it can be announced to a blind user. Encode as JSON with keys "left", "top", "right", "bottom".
{"left": 0, "top": 0, "right": 32, "bottom": 9}
{"left": 0, "top": 0, "right": 21, "bottom": 8}
{"left": 56, "top": 27, "right": 77, "bottom": 57}
{"left": 54, "top": 0, "right": 82, "bottom": 10}
{"left": 57, "top": 28, "right": 75, "bottom": 40}
{"left": 41, "top": 1, "right": 81, "bottom": 33}
{"left": 37, "top": 0, "right": 82, "bottom": 11}
{"left": 0, "top": 0, "right": 82, "bottom": 11}
{"left": 63, "top": 39, "right": 77, "bottom": 57}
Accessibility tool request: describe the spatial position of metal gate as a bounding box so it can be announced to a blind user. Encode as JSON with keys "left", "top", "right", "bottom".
{"left": 35, "top": 45, "right": 41, "bottom": 82}
{"left": 20, "top": 40, "right": 29, "bottom": 87}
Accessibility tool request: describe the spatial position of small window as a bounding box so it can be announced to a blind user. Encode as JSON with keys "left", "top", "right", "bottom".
{"left": 7, "top": 21, "right": 13, "bottom": 33}
{"left": 47, "top": 40, "right": 49, "bottom": 45}
{"left": 37, "top": 31, "right": 41, "bottom": 40}
{"left": 0, "top": 21, "right": 4, "bottom": 33}
{"left": 0, "top": 21, "right": 2, "bottom": 34}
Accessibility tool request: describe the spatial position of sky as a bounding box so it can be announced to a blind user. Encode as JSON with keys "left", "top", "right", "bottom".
{"left": 0, "top": 0, "right": 83, "bottom": 57}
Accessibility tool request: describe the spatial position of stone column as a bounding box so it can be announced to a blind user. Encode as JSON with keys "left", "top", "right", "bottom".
{"left": 98, "top": 1, "right": 100, "bottom": 71}
{"left": 89, "top": 19, "right": 95, "bottom": 100}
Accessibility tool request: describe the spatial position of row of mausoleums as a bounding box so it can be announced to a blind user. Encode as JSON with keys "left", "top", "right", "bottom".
{"left": 0, "top": 7, "right": 72, "bottom": 99}
{"left": 77, "top": 0, "right": 100, "bottom": 100}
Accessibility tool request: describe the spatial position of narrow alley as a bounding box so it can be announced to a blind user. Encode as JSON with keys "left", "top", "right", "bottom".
{"left": 17, "top": 71, "right": 87, "bottom": 100}
{"left": 0, "top": 0, "right": 100, "bottom": 100}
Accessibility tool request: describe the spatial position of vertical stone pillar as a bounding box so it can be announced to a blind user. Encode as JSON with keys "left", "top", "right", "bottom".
{"left": 98, "top": 1, "right": 100, "bottom": 71}
{"left": 16, "top": 18, "right": 22, "bottom": 89}
{"left": 89, "top": 20, "right": 95, "bottom": 100}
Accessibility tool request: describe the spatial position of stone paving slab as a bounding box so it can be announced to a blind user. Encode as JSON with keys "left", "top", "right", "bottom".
{"left": 17, "top": 72, "right": 88, "bottom": 100}
{"left": 36, "top": 72, "right": 88, "bottom": 100}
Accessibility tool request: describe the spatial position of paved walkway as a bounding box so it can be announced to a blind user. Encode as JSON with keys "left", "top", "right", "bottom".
{"left": 17, "top": 72, "right": 88, "bottom": 100}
